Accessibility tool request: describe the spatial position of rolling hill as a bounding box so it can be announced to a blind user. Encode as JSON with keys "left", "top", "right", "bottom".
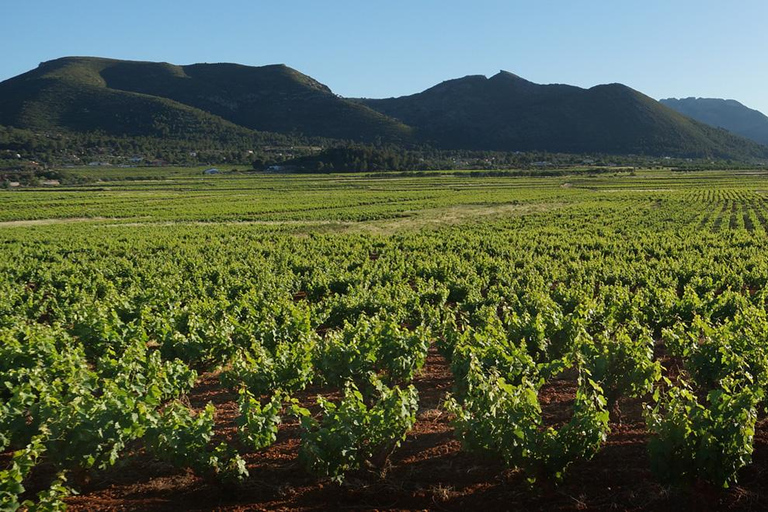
{"left": 0, "top": 58, "right": 261, "bottom": 142}
{"left": 0, "top": 57, "right": 412, "bottom": 143}
{"left": 660, "top": 97, "right": 768, "bottom": 147}
{"left": 1, "top": 58, "right": 767, "bottom": 160}
{"left": 358, "top": 71, "right": 768, "bottom": 158}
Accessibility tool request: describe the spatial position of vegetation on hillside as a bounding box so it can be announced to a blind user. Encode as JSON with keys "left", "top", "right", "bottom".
{"left": 2, "top": 58, "right": 768, "bottom": 162}
{"left": 360, "top": 72, "right": 768, "bottom": 159}
{"left": 0, "top": 57, "right": 412, "bottom": 145}
{"left": 662, "top": 97, "right": 768, "bottom": 147}
{"left": 267, "top": 143, "right": 763, "bottom": 174}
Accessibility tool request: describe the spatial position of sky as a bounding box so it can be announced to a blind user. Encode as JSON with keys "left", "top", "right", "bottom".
{"left": 4, "top": 0, "right": 768, "bottom": 113}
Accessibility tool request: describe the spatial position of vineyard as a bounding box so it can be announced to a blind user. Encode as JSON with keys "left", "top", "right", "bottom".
{"left": 3, "top": 169, "right": 768, "bottom": 510}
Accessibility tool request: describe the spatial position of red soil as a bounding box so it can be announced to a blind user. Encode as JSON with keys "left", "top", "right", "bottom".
{"left": 50, "top": 346, "right": 768, "bottom": 511}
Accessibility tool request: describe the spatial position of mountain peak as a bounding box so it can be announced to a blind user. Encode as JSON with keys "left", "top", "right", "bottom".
{"left": 0, "top": 56, "right": 413, "bottom": 143}
{"left": 490, "top": 70, "right": 535, "bottom": 84}
{"left": 663, "top": 97, "right": 747, "bottom": 109}
{"left": 360, "top": 70, "right": 768, "bottom": 158}
{"left": 661, "top": 97, "right": 768, "bottom": 147}
{"left": 2, "top": 56, "right": 767, "bottom": 159}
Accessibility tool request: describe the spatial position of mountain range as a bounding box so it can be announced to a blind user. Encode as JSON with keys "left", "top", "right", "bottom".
{"left": 1, "top": 56, "right": 766, "bottom": 160}
{"left": 357, "top": 72, "right": 766, "bottom": 157}
{"left": 660, "top": 97, "right": 768, "bottom": 148}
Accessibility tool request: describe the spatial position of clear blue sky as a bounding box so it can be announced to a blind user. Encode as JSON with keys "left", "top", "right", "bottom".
{"left": 5, "top": 0, "right": 768, "bottom": 112}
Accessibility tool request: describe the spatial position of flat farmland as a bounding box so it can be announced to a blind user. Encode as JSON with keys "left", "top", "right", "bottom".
{"left": 3, "top": 169, "right": 768, "bottom": 511}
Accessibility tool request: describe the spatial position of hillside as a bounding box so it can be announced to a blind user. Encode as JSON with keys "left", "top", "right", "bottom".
{"left": 97, "top": 59, "right": 413, "bottom": 142}
{"left": 0, "top": 57, "right": 412, "bottom": 143}
{"left": 359, "top": 71, "right": 768, "bottom": 159}
{"left": 1, "top": 58, "right": 767, "bottom": 160}
{"left": 660, "top": 97, "right": 768, "bottom": 147}
{"left": 0, "top": 58, "right": 265, "bottom": 142}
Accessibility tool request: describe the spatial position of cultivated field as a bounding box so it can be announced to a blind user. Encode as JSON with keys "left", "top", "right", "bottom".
{"left": 3, "top": 169, "right": 768, "bottom": 510}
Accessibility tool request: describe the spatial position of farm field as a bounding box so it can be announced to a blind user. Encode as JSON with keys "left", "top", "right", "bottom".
{"left": 4, "top": 169, "right": 768, "bottom": 510}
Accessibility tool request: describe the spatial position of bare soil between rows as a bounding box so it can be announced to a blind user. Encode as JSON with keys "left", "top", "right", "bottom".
{"left": 59, "top": 346, "right": 768, "bottom": 511}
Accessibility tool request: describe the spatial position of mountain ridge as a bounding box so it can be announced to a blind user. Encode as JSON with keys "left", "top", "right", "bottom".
{"left": 0, "top": 56, "right": 412, "bottom": 143}
{"left": 1, "top": 57, "right": 767, "bottom": 160}
{"left": 358, "top": 73, "right": 767, "bottom": 158}
{"left": 660, "top": 97, "right": 768, "bottom": 147}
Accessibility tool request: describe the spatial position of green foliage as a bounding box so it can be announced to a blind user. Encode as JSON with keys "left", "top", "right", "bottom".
{"left": 447, "top": 314, "right": 537, "bottom": 393}
{"left": 145, "top": 402, "right": 216, "bottom": 468}
{"left": 646, "top": 378, "right": 762, "bottom": 487}
{"left": 222, "top": 338, "right": 315, "bottom": 395}
{"left": 145, "top": 402, "right": 249, "bottom": 483}
{"left": 583, "top": 328, "right": 661, "bottom": 405}
{"left": 3, "top": 170, "right": 768, "bottom": 503}
{"left": 446, "top": 357, "right": 610, "bottom": 482}
{"left": 236, "top": 389, "right": 284, "bottom": 451}
{"left": 662, "top": 311, "right": 768, "bottom": 393}
{"left": 316, "top": 315, "right": 429, "bottom": 387}
{"left": 0, "top": 433, "right": 48, "bottom": 511}
{"left": 280, "top": 145, "right": 425, "bottom": 173}
{"left": 296, "top": 379, "right": 418, "bottom": 482}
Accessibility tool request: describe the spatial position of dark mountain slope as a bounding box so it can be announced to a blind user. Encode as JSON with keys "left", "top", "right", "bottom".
{"left": 360, "top": 71, "right": 768, "bottom": 158}
{"left": 661, "top": 97, "right": 768, "bottom": 147}
{"left": 0, "top": 57, "right": 412, "bottom": 143}
{"left": 0, "top": 58, "right": 271, "bottom": 142}
{"left": 1, "top": 58, "right": 766, "bottom": 160}
{"left": 97, "top": 59, "right": 412, "bottom": 142}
